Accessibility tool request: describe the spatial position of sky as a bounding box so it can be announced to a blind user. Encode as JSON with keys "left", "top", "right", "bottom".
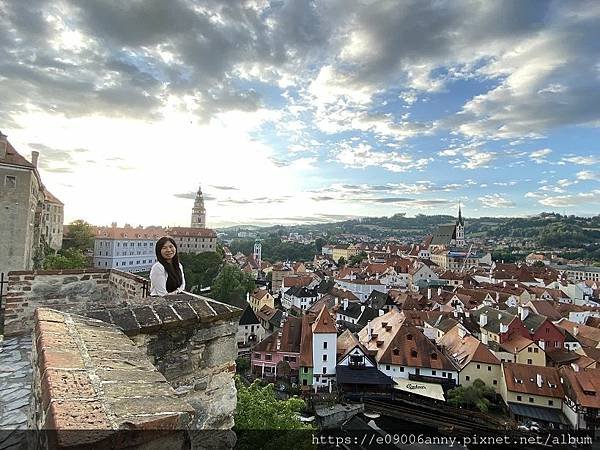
{"left": 1, "top": 0, "right": 599, "bottom": 228}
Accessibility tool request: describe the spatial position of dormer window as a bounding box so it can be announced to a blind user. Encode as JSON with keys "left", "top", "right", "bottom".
{"left": 431, "top": 353, "right": 438, "bottom": 360}
{"left": 393, "top": 348, "right": 399, "bottom": 356}
{"left": 411, "top": 350, "right": 418, "bottom": 358}
{"left": 407, "top": 334, "right": 413, "bottom": 341}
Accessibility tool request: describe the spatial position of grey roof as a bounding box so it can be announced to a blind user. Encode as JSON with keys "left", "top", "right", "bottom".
{"left": 507, "top": 307, "right": 548, "bottom": 333}
{"left": 367, "top": 290, "right": 390, "bottom": 309}
{"left": 336, "top": 365, "right": 394, "bottom": 386}
{"left": 356, "top": 307, "right": 380, "bottom": 327}
{"left": 471, "top": 306, "right": 515, "bottom": 334}
{"left": 239, "top": 305, "right": 260, "bottom": 326}
{"left": 430, "top": 224, "right": 456, "bottom": 246}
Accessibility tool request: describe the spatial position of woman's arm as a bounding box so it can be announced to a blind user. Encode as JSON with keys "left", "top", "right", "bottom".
{"left": 150, "top": 263, "right": 168, "bottom": 297}
{"left": 178, "top": 263, "right": 186, "bottom": 293}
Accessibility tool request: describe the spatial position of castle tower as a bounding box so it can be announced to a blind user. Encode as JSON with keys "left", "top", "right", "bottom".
{"left": 191, "top": 185, "right": 206, "bottom": 228}
{"left": 455, "top": 202, "right": 465, "bottom": 246}
{"left": 253, "top": 239, "right": 262, "bottom": 269}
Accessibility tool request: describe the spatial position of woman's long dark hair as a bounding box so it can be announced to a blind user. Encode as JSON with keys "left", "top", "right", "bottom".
{"left": 155, "top": 236, "right": 183, "bottom": 293}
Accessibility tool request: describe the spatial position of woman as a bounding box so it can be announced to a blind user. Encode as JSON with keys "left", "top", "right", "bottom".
{"left": 150, "top": 236, "right": 185, "bottom": 296}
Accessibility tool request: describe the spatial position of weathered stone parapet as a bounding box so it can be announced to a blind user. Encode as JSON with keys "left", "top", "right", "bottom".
{"left": 2, "top": 269, "right": 147, "bottom": 337}
{"left": 30, "top": 308, "right": 195, "bottom": 449}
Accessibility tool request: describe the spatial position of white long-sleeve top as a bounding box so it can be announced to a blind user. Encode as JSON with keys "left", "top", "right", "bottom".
{"left": 149, "top": 261, "right": 185, "bottom": 296}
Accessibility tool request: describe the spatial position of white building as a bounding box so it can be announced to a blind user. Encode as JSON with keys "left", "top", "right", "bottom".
{"left": 311, "top": 306, "right": 337, "bottom": 388}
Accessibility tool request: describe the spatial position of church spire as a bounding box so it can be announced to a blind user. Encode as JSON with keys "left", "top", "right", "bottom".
{"left": 457, "top": 201, "right": 464, "bottom": 227}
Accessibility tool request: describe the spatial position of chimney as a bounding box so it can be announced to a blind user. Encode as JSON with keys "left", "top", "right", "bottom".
{"left": 479, "top": 313, "right": 488, "bottom": 327}
{"left": 458, "top": 327, "right": 466, "bottom": 339}
{"left": 500, "top": 322, "right": 508, "bottom": 334}
{"left": 453, "top": 310, "right": 458, "bottom": 318}
{"left": 503, "top": 281, "right": 507, "bottom": 288}
{"left": 573, "top": 326, "right": 579, "bottom": 337}
{"left": 571, "top": 363, "right": 579, "bottom": 373}
{"left": 437, "top": 287, "right": 442, "bottom": 296}
{"left": 343, "top": 299, "right": 348, "bottom": 310}
{"left": 481, "top": 332, "right": 489, "bottom": 345}
{"left": 361, "top": 305, "right": 365, "bottom": 313}
{"left": 539, "top": 340, "right": 545, "bottom": 350}
{"left": 31, "top": 150, "right": 39, "bottom": 168}
{"left": 0, "top": 131, "right": 7, "bottom": 159}
{"left": 379, "top": 310, "right": 384, "bottom": 316}
{"left": 367, "top": 321, "right": 372, "bottom": 341}
{"left": 536, "top": 374, "right": 542, "bottom": 388}
{"left": 495, "top": 292, "right": 499, "bottom": 301}
{"left": 518, "top": 306, "right": 529, "bottom": 321}
{"left": 427, "top": 288, "right": 432, "bottom": 300}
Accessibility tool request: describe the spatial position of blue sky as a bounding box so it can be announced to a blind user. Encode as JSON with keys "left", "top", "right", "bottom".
{"left": 1, "top": 0, "right": 599, "bottom": 227}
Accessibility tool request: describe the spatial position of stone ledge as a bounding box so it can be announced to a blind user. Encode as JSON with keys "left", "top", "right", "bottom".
{"left": 32, "top": 308, "right": 195, "bottom": 448}
{"left": 82, "top": 293, "right": 242, "bottom": 336}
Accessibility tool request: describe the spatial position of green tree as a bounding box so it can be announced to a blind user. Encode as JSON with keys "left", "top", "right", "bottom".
{"left": 63, "top": 219, "right": 95, "bottom": 252}
{"left": 447, "top": 379, "right": 496, "bottom": 412}
{"left": 179, "top": 251, "right": 224, "bottom": 293}
{"left": 43, "top": 248, "right": 89, "bottom": 270}
{"left": 314, "top": 237, "right": 325, "bottom": 254}
{"left": 348, "top": 251, "right": 367, "bottom": 267}
{"left": 337, "top": 256, "right": 346, "bottom": 267}
{"left": 234, "top": 378, "right": 314, "bottom": 449}
{"left": 211, "top": 264, "right": 255, "bottom": 307}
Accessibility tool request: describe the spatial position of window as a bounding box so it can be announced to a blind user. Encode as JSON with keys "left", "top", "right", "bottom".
{"left": 477, "top": 364, "right": 481, "bottom": 369}
{"left": 265, "top": 354, "right": 272, "bottom": 361}
{"left": 529, "top": 397, "right": 534, "bottom": 403}
{"left": 431, "top": 353, "right": 438, "bottom": 360}
{"left": 407, "top": 334, "right": 413, "bottom": 340}
{"left": 400, "top": 367, "right": 404, "bottom": 372}
{"left": 488, "top": 366, "right": 491, "bottom": 371}
{"left": 528, "top": 347, "right": 532, "bottom": 353}
{"left": 533, "top": 348, "right": 539, "bottom": 353}
{"left": 432, "top": 370, "right": 436, "bottom": 376}
{"left": 517, "top": 395, "right": 522, "bottom": 401}
{"left": 303, "top": 367, "right": 308, "bottom": 374}
{"left": 442, "top": 372, "right": 446, "bottom": 377}
{"left": 4, "top": 175, "right": 16, "bottom": 187}
{"left": 393, "top": 348, "right": 399, "bottom": 356}
{"left": 548, "top": 400, "right": 553, "bottom": 406}
{"left": 411, "top": 350, "right": 418, "bottom": 358}
{"left": 322, "top": 355, "right": 327, "bottom": 362}
{"left": 322, "top": 367, "right": 326, "bottom": 374}
{"left": 527, "top": 359, "right": 532, "bottom": 365}
{"left": 254, "top": 353, "right": 260, "bottom": 359}
{"left": 493, "top": 380, "right": 497, "bottom": 385}
{"left": 323, "top": 342, "right": 328, "bottom": 349}
{"left": 466, "top": 376, "right": 470, "bottom": 381}
{"left": 386, "top": 364, "right": 390, "bottom": 371}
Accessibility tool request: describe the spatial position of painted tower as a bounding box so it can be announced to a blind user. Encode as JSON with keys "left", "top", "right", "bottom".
{"left": 191, "top": 184, "right": 206, "bottom": 228}
{"left": 311, "top": 306, "right": 337, "bottom": 390}
{"left": 253, "top": 239, "right": 262, "bottom": 269}
{"left": 455, "top": 202, "right": 465, "bottom": 246}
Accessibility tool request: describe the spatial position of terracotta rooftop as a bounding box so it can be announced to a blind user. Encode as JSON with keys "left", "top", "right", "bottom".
{"left": 560, "top": 367, "right": 600, "bottom": 409}
{"left": 438, "top": 327, "right": 500, "bottom": 369}
{"left": 312, "top": 306, "right": 337, "bottom": 334}
{"left": 299, "top": 315, "right": 313, "bottom": 367}
{"left": 499, "top": 334, "right": 536, "bottom": 353}
{"left": 503, "top": 362, "right": 564, "bottom": 398}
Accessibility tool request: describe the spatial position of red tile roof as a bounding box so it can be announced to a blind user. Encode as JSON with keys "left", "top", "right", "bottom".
{"left": 503, "top": 362, "right": 564, "bottom": 398}
{"left": 560, "top": 367, "right": 600, "bottom": 408}
{"left": 312, "top": 306, "right": 337, "bottom": 334}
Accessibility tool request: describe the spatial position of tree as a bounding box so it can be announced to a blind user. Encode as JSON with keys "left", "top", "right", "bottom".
{"left": 43, "top": 248, "right": 89, "bottom": 270}
{"left": 447, "top": 379, "right": 496, "bottom": 412}
{"left": 63, "top": 219, "right": 94, "bottom": 252}
{"left": 348, "top": 251, "right": 367, "bottom": 267}
{"left": 337, "top": 256, "right": 346, "bottom": 267}
{"left": 532, "top": 260, "right": 545, "bottom": 268}
{"left": 210, "top": 264, "right": 255, "bottom": 307}
{"left": 314, "top": 237, "right": 325, "bottom": 255}
{"left": 234, "top": 378, "right": 313, "bottom": 449}
{"left": 179, "top": 251, "right": 224, "bottom": 292}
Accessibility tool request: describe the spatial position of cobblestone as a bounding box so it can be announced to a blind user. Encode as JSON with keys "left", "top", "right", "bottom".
{"left": 0, "top": 334, "right": 33, "bottom": 442}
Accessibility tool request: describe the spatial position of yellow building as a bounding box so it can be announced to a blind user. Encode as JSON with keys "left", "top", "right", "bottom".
{"left": 332, "top": 244, "right": 359, "bottom": 263}
{"left": 438, "top": 327, "right": 502, "bottom": 392}
{"left": 248, "top": 287, "right": 274, "bottom": 313}
{"left": 499, "top": 335, "right": 546, "bottom": 367}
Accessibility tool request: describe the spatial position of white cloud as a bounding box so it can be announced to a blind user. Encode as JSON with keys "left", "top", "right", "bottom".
{"left": 538, "top": 190, "right": 600, "bottom": 207}
{"left": 562, "top": 155, "right": 600, "bottom": 165}
{"left": 529, "top": 148, "right": 552, "bottom": 163}
{"left": 334, "top": 142, "right": 432, "bottom": 172}
{"left": 479, "top": 194, "right": 516, "bottom": 208}
{"left": 576, "top": 170, "right": 598, "bottom": 181}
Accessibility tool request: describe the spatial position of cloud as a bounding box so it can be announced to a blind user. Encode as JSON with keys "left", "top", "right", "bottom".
{"left": 479, "top": 194, "right": 516, "bottom": 208}
{"left": 538, "top": 190, "right": 600, "bottom": 207}
{"left": 461, "top": 149, "right": 496, "bottom": 169}
{"left": 209, "top": 185, "right": 239, "bottom": 191}
{"left": 173, "top": 191, "right": 196, "bottom": 200}
{"left": 529, "top": 148, "right": 552, "bottom": 163}
{"left": 576, "top": 170, "right": 598, "bottom": 181}
{"left": 334, "top": 142, "right": 432, "bottom": 172}
{"left": 561, "top": 155, "right": 600, "bottom": 165}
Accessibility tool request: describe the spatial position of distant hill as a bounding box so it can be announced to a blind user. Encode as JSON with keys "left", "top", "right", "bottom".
{"left": 219, "top": 212, "right": 600, "bottom": 250}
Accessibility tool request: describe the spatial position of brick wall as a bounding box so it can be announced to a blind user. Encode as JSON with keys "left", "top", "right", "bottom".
{"left": 30, "top": 308, "right": 194, "bottom": 449}
{"left": 2, "top": 268, "right": 147, "bottom": 337}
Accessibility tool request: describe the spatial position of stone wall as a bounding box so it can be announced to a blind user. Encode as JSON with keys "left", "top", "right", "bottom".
{"left": 82, "top": 293, "right": 242, "bottom": 444}
{"left": 2, "top": 269, "right": 147, "bottom": 337}
{"left": 30, "top": 308, "right": 195, "bottom": 450}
